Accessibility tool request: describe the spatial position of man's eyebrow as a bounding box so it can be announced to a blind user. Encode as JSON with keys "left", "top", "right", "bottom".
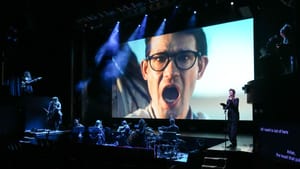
{"left": 148, "top": 51, "right": 168, "bottom": 56}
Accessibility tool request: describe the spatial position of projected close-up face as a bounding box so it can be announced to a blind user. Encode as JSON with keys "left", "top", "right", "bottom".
{"left": 112, "top": 18, "right": 254, "bottom": 121}
{"left": 139, "top": 32, "right": 208, "bottom": 119}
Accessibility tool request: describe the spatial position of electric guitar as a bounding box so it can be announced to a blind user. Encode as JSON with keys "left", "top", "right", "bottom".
{"left": 42, "top": 107, "right": 62, "bottom": 121}
{"left": 21, "top": 77, "right": 42, "bottom": 88}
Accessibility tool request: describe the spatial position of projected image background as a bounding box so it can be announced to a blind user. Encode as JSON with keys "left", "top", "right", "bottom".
{"left": 112, "top": 18, "right": 254, "bottom": 120}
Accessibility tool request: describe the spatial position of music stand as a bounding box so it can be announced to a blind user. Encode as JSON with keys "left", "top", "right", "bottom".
{"left": 220, "top": 103, "right": 228, "bottom": 150}
{"left": 73, "top": 126, "right": 85, "bottom": 133}
{"left": 72, "top": 126, "right": 85, "bottom": 139}
{"left": 88, "top": 126, "right": 101, "bottom": 134}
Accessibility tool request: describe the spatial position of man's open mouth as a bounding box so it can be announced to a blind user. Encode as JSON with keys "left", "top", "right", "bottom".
{"left": 162, "top": 86, "right": 179, "bottom": 104}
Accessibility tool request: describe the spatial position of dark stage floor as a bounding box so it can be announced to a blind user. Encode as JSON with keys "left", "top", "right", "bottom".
{"left": 163, "top": 132, "right": 253, "bottom": 163}
{"left": 181, "top": 132, "right": 253, "bottom": 153}
{"left": 18, "top": 129, "right": 254, "bottom": 168}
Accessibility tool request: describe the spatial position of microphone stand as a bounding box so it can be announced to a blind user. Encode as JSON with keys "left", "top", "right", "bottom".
{"left": 220, "top": 103, "right": 228, "bottom": 150}
{"left": 224, "top": 108, "right": 227, "bottom": 150}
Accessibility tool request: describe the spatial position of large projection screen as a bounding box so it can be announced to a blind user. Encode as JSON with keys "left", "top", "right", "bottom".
{"left": 111, "top": 18, "right": 254, "bottom": 121}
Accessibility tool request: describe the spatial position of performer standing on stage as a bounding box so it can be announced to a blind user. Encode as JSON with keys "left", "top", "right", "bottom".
{"left": 21, "top": 70, "right": 42, "bottom": 95}
{"left": 46, "top": 96, "right": 63, "bottom": 130}
{"left": 221, "top": 88, "right": 239, "bottom": 148}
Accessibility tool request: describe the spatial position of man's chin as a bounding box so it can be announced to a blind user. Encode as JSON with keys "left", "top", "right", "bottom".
{"left": 166, "top": 110, "right": 179, "bottom": 117}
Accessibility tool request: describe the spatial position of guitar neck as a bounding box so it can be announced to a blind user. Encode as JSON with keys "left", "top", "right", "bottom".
{"left": 26, "top": 77, "right": 42, "bottom": 84}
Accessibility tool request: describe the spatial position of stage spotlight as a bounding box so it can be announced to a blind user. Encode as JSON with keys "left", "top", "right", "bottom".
{"left": 187, "top": 10, "right": 197, "bottom": 28}
{"left": 128, "top": 26, "right": 140, "bottom": 41}
{"left": 135, "top": 14, "right": 148, "bottom": 39}
{"left": 94, "top": 22, "right": 120, "bottom": 65}
{"left": 127, "top": 14, "right": 147, "bottom": 41}
{"left": 154, "top": 18, "right": 166, "bottom": 36}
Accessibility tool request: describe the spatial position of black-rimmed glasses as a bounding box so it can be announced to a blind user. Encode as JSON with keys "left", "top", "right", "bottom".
{"left": 146, "top": 50, "right": 201, "bottom": 71}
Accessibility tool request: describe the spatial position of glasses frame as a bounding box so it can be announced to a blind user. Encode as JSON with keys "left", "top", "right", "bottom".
{"left": 146, "top": 50, "right": 201, "bottom": 71}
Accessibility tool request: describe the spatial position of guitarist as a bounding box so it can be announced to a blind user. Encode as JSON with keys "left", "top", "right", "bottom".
{"left": 46, "top": 96, "right": 63, "bottom": 130}
{"left": 21, "top": 70, "right": 42, "bottom": 95}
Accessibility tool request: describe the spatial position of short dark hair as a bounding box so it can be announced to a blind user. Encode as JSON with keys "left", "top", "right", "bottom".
{"left": 145, "top": 28, "right": 207, "bottom": 57}
{"left": 229, "top": 88, "right": 236, "bottom": 95}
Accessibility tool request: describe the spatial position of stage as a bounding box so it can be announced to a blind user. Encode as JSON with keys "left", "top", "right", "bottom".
{"left": 16, "top": 129, "right": 254, "bottom": 169}
{"left": 21, "top": 129, "right": 253, "bottom": 152}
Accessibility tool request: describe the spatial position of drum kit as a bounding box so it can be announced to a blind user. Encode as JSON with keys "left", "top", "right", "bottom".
{"left": 89, "top": 123, "right": 182, "bottom": 160}
{"left": 127, "top": 126, "right": 157, "bottom": 148}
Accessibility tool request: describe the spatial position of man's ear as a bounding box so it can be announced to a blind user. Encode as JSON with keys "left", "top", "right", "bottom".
{"left": 197, "top": 56, "right": 208, "bottom": 79}
{"left": 141, "top": 60, "right": 149, "bottom": 80}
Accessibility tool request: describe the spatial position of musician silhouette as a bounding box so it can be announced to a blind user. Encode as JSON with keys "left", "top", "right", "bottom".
{"left": 88, "top": 120, "right": 105, "bottom": 145}
{"left": 46, "top": 96, "right": 63, "bottom": 130}
{"left": 21, "top": 70, "right": 42, "bottom": 95}
{"left": 116, "top": 120, "right": 131, "bottom": 145}
{"left": 221, "top": 88, "right": 239, "bottom": 148}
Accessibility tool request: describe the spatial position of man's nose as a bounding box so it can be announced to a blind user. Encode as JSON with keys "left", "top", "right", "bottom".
{"left": 163, "top": 59, "right": 179, "bottom": 78}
